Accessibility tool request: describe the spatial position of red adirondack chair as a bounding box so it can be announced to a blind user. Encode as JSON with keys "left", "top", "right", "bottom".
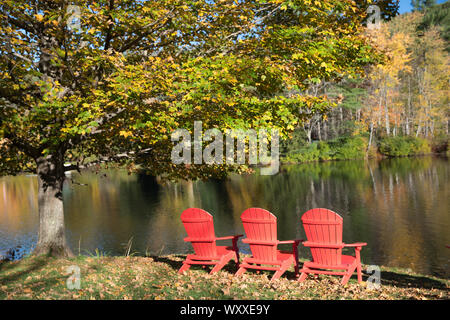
{"left": 236, "top": 208, "right": 302, "bottom": 281}
{"left": 298, "top": 208, "right": 367, "bottom": 285}
{"left": 178, "top": 208, "right": 243, "bottom": 274}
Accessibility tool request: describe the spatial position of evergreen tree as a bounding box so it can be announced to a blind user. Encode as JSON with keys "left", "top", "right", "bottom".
{"left": 411, "top": 0, "right": 437, "bottom": 11}
{"left": 418, "top": 1, "right": 450, "bottom": 52}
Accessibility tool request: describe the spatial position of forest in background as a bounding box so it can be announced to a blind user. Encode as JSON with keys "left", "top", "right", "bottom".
{"left": 282, "top": 1, "right": 449, "bottom": 163}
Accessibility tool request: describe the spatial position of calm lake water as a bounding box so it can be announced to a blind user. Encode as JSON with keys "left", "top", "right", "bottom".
{"left": 1, "top": 156, "right": 449, "bottom": 278}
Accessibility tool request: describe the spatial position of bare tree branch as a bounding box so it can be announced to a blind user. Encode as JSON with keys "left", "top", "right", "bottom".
{"left": 65, "top": 147, "right": 153, "bottom": 172}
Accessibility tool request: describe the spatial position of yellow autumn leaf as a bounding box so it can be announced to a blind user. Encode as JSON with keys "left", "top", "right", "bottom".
{"left": 119, "top": 131, "right": 132, "bottom": 138}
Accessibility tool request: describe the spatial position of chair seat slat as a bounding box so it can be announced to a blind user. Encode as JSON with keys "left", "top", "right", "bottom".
{"left": 242, "top": 239, "right": 278, "bottom": 245}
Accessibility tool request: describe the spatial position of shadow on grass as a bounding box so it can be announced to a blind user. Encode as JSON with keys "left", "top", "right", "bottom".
{"left": 0, "top": 256, "right": 49, "bottom": 286}
{"left": 150, "top": 254, "right": 300, "bottom": 280}
{"left": 150, "top": 254, "right": 449, "bottom": 293}
{"left": 379, "top": 271, "right": 449, "bottom": 290}
{"left": 150, "top": 255, "right": 185, "bottom": 272}
{"left": 151, "top": 255, "right": 244, "bottom": 275}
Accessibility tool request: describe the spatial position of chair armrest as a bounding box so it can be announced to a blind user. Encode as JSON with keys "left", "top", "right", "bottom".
{"left": 343, "top": 243, "right": 367, "bottom": 258}
{"left": 302, "top": 241, "right": 344, "bottom": 249}
{"left": 343, "top": 243, "right": 366, "bottom": 260}
{"left": 216, "top": 235, "right": 243, "bottom": 252}
{"left": 278, "top": 240, "right": 303, "bottom": 260}
{"left": 343, "top": 242, "right": 367, "bottom": 248}
{"left": 215, "top": 234, "right": 244, "bottom": 241}
{"left": 278, "top": 239, "right": 303, "bottom": 245}
{"left": 242, "top": 239, "right": 277, "bottom": 245}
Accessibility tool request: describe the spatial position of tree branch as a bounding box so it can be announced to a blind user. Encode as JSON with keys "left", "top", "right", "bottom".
{"left": 118, "top": 8, "right": 176, "bottom": 53}
{"left": 103, "top": 0, "right": 115, "bottom": 50}
{"left": 64, "top": 147, "right": 153, "bottom": 172}
{"left": 2, "top": 134, "right": 40, "bottom": 158}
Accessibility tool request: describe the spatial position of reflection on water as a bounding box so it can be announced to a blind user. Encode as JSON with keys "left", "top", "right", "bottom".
{"left": 0, "top": 156, "right": 449, "bottom": 278}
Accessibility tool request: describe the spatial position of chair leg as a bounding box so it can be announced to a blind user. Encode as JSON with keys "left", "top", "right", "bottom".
{"left": 293, "top": 258, "right": 299, "bottom": 277}
{"left": 178, "top": 262, "right": 191, "bottom": 274}
{"left": 232, "top": 239, "right": 240, "bottom": 265}
{"left": 271, "top": 268, "right": 286, "bottom": 281}
{"left": 293, "top": 245, "right": 299, "bottom": 277}
{"left": 210, "top": 255, "right": 232, "bottom": 274}
{"left": 271, "top": 260, "right": 291, "bottom": 281}
{"left": 356, "top": 262, "right": 363, "bottom": 283}
{"left": 298, "top": 263, "right": 311, "bottom": 282}
{"left": 341, "top": 263, "right": 357, "bottom": 285}
{"left": 355, "top": 247, "right": 363, "bottom": 283}
{"left": 234, "top": 251, "right": 240, "bottom": 265}
{"left": 298, "top": 270, "right": 309, "bottom": 282}
{"left": 210, "top": 262, "right": 225, "bottom": 274}
{"left": 235, "top": 265, "right": 247, "bottom": 276}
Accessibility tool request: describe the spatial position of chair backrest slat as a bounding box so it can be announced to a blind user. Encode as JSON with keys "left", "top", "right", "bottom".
{"left": 181, "top": 208, "right": 217, "bottom": 257}
{"left": 241, "top": 208, "right": 278, "bottom": 262}
{"left": 301, "top": 208, "right": 343, "bottom": 266}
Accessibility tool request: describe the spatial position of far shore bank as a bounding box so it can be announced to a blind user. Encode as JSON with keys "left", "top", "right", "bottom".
{"left": 280, "top": 151, "right": 448, "bottom": 165}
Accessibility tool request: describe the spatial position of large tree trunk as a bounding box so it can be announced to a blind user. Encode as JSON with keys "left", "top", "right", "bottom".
{"left": 33, "top": 153, "right": 72, "bottom": 257}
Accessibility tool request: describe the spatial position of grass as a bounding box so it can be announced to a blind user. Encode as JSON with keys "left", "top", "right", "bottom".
{"left": 0, "top": 254, "right": 448, "bottom": 300}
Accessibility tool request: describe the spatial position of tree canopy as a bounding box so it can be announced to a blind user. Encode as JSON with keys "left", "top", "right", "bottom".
{"left": 0, "top": 0, "right": 394, "bottom": 179}
{"left": 0, "top": 0, "right": 397, "bottom": 256}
